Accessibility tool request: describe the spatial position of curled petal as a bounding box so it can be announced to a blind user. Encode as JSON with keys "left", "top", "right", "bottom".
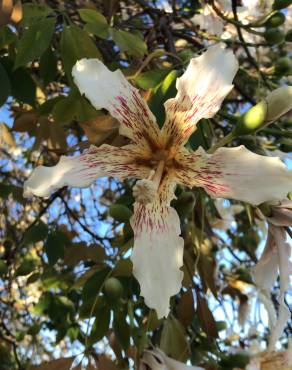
{"left": 252, "top": 228, "right": 278, "bottom": 292}
{"left": 130, "top": 174, "right": 183, "bottom": 318}
{"left": 176, "top": 146, "right": 292, "bottom": 205}
{"left": 140, "top": 348, "right": 204, "bottom": 370}
{"left": 268, "top": 200, "right": 292, "bottom": 227}
{"left": 72, "top": 59, "right": 161, "bottom": 150}
{"left": 268, "top": 226, "right": 292, "bottom": 350}
{"left": 24, "top": 144, "right": 150, "bottom": 198}
{"left": 161, "top": 43, "right": 238, "bottom": 151}
{"left": 192, "top": 4, "right": 224, "bottom": 36}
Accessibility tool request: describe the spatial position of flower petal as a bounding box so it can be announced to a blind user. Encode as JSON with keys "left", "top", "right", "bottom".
{"left": 252, "top": 228, "right": 278, "bottom": 292}
{"left": 140, "top": 348, "right": 204, "bottom": 370}
{"left": 161, "top": 43, "right": 238, "bottom": 151}
{"left": 72, "top": 59, "right": 161, "bottom": 150}
{"left": 130, "top": 174, "right": 184, "bottom": 318}
{"left": 268, "top": 226, "right": 292, "bottom": 349}
{"left": 24, "top": 144, "right": 150, "bottom": 198}
{"left": 176, "top": 145, "right": 292, "bottom": 205}
{"left": 192, "top": 4, "right": 224, "bottom": 35}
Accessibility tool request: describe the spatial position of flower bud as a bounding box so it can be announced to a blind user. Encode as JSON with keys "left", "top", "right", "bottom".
{"left": 275, "top": 57, "right": 292, "bottom": 75}
{"left": 264, "top": 28, "right": 285, "bottom": 44}
{"left": 286, "top": 29, "right": 292, "bottom": 42}
{"left": 109, "top": 204, "right": 133, "bottom": 223}
{"left": 233, "top": 100, "right": 267, "bottom": 136}
{"left": 272, "top": 0, "right": 292, "bottom": 10}
{"left": 264, "top": 12, "right": 286, "bottom": 28}
{"left": 104, "top": 277, "right": 124, "bottom": 301}
{"left": 234, "top": 87, "right": 292, "bottom": 136}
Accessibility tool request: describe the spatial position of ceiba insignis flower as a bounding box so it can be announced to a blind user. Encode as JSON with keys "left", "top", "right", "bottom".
{"left": 24, "top": 43, "right": 292, "bottom": 318}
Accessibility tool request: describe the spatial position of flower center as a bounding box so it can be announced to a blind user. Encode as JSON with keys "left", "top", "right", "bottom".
{"left": 133, "top": 160, "right": 165, "bottom": 205}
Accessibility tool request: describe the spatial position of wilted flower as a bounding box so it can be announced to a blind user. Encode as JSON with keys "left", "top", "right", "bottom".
{"left": 252, "top": 200, "right": 292, "bottom": 349}
{"left": 24, "top": 43, "right": 292, "bottom": 318}
{"left": 140, "top": 348, "right": 204, "bottom": 370}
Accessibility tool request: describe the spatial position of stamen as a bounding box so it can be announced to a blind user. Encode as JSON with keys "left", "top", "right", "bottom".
{"left": 133, "top": 161, "right": 165, "bottom": 205}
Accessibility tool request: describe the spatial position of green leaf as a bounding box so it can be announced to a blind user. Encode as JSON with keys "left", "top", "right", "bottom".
{"left": 135, "top": 69, "right": 170, "bottom": 90}
{"left": 15, "top": 258, "right": 37, "bottom": 276}
{"left": 111, "top": 29, "right": 147, "bottom": 57}
{"left": 44, "top": 230, "right": 68, "bottom": 265}
{"left": 40, "top": 48, "right": 57, "bottom": 86}
{"left": 160, "top": 317, "right": 190, "bottom": 361}
{"left": 74, "top": 94, "right": 100, "bottom": 121}
{"left": 113, "top": 310, "right": 130, "bottom": 350}
{"left": 196, "top": 293, "right": 218, "bottom": 340}
{"left": 148, "top": 70, "right": 179, "bottom": 127}
{"left": 52, "top": 90, "right": 100, "bottom": 124}
{"left": 78, "top": 9, "right": 109, "bottom": 39}
{"left": 82, "top": 267, "right": 111, "bottom": 301}
{"left": 0, "top": 26, "right": 17, "bottom": 49}
{"left": 0, "top": 62, "right": 10, "bottom": 107}
{"left": 15, "top": 18, "right": 55, "bottom": 68}
{"left": 0, "top": 184, "right": 11, "bottom": 199}
{"left": 109, "top": 204, "right": 133, "bottom": 223}
{"left": 60, "top": 24, "right": 101, "bottom": 84}
{"left": 23, "top": 221, "right": 48, "bottom": 244}
{"left": 89, "top": 296, "right": 111, "bottom": 344}
{"left": 189, "top": 119, "right": 213, "bottom": 150}
{"left": 0, "top": 260, "right": 8, "bottom": 276}
{"left": 11, "top": 67, "right": 36, "bottom": 105}
{"left": 38, "top": 97, "right": 63, "bottom": 116}
{"left": 52, "top": 94, "right": 77, "bottom": 125}
{"left": 21, "top": 3, "right": 52, "bottom": 26}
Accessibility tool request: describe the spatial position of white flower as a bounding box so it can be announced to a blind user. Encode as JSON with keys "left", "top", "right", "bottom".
{"left": 140, "top": 348, "right": 204, "bottom": 370}
{"left": 24, "top": 43, "right": 292, "bottom": 318}
{"left": 252, "top": 201, "right": 292, "bottom": 349}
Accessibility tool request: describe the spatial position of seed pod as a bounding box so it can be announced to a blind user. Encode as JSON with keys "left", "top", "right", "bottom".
{"left": 109, "top": 204, "right": 133, "bottom": 223}
{"left": 104, "top": 277, "right": 124, "bottom": 301}
{"left": 285, "top": 29, "right": 292, "bottom": 42}
{"left": 264, "top": 12, "right": 286, "bottom": 28}
{"left": 275, "top": 57, "right": 292, "bottom": 75}
{"left": 264, "top": 28, "right": 285, "bottom": 44}
{"left": 272, "top": 0, "right": 292, "bottom": 10}
{"left": 233, "top": 86, "right": 292, "bottom": 136}
{"left": 275, "top": 57, "right": 292, "bottom": 76}
{"left": 233, "top": 100, "right": 268, "bottom": 136}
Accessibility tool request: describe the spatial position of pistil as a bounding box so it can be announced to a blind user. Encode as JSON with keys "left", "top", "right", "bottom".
{"left": 133, "top": 160, "right": 165, "bottom": 205}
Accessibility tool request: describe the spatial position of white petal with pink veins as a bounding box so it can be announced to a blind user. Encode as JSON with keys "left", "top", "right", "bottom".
{"left": 162, "top": 43, "right": 238, "bottom": 151}
{"left": 24, "top": 144, "right": 150, "bottom": 198}
{"left": 72, "top": 59, "right": 161, "bottom": 150}
{"left": 130, "top": 177, "right": 183, "bottom": 318}
{"left": 176, "top": 145, "right": 292, "bottom": 205}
